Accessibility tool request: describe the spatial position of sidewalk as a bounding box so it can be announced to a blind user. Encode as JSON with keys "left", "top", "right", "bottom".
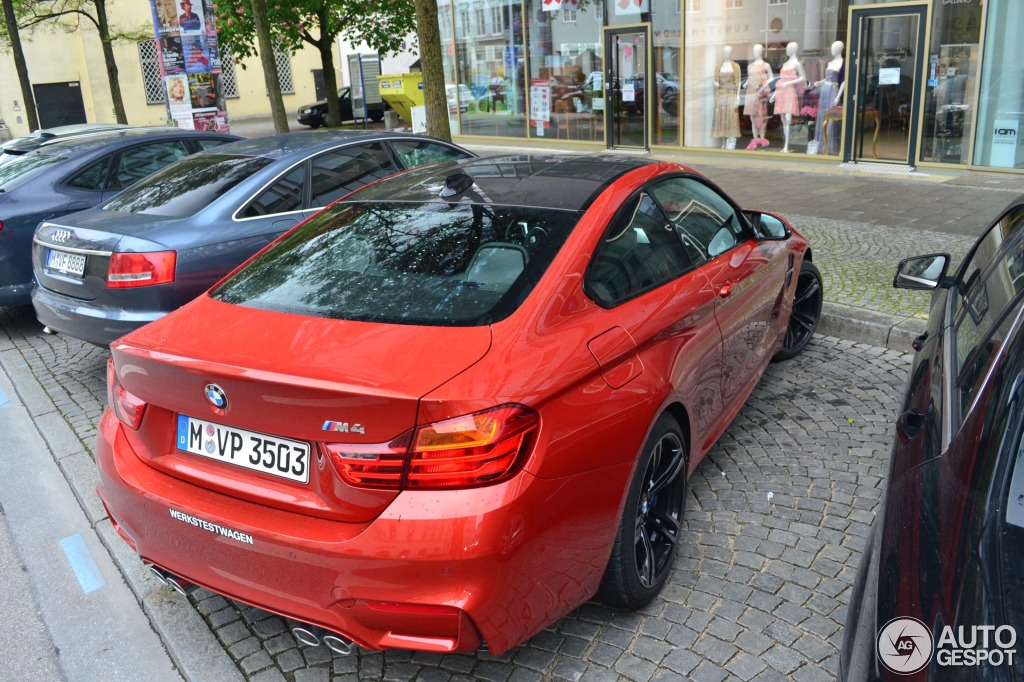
{"left": 232, "top": 112, "right": 1024, "bottom": 349}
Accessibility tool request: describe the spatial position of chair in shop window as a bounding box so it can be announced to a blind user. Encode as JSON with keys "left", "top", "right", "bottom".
{"left": 554, "top": 100, "right": 571, "bottom": 139}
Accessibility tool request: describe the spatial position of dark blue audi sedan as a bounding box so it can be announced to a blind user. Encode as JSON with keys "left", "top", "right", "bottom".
{"left": 0, "top": 128, "right": 239, "bottom": 306}
{"left": 31, "top": 131, "right": 474, "bottom": 346}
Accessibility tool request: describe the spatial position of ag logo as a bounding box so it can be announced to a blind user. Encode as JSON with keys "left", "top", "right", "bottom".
{"left": 878, "top": 617, "right": 934, "bottom": 674}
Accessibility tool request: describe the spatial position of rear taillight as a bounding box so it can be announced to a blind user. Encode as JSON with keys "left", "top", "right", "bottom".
{"left": 326, "top": 404, "right": 539, "bottom": 490}
{"left": 106, "top": 358, "right": 147, "bottom": 430}
{"left": 107, "top": 251, "right": 176, "bottom": 288}
{"left": 0, "top": 219, "right": 4, "bottom": 233}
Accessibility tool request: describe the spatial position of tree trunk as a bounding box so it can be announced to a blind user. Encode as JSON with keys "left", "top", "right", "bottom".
{"left": 95, "top": 0, "right": 127, "bottom": 123}
{"left": 414, "top": 0, "right": 450, "bottom": 141}
{"left": 1, "top": 0, "right": 39, "bottom": 130}
{"left": 318, "top": 33, "right": 341, "bottom": 128}
{"left": 250, "top": 0, "right": 289, "bottom": 133}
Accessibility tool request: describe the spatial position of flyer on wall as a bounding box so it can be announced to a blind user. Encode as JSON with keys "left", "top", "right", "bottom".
{"left": 165, "top": 74, "right": 192, "bottom": 113}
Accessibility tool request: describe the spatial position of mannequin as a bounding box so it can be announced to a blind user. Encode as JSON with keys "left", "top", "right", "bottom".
{"left": 712, "top": 45, "right": 741, "bottom": 148}
{"left": 743, "top": 44, "right": 774, "bottom": 141}
{"left": 811, "top": 40, "right": 845, "bottom": 154}
{"left": 770, "top": 42, "right": 807, "bottom": 152}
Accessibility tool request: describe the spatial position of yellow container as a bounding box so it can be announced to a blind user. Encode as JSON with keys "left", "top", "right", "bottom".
{"left": 376, "top": 73, "right": 425, "bottom": 125}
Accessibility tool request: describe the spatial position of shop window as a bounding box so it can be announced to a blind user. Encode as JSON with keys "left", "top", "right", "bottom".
{"left": 973, "top": 2, "right": 1021, "bottom": 169}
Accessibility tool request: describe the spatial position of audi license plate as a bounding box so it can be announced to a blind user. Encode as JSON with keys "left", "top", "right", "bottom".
{"left": 176, "top": 415, "right": 310, "bottom": 483}
{"left": 46, "top": 249, "right": 86, "bottom": 277}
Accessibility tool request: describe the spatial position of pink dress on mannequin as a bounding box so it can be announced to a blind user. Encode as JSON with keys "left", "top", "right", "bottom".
{"left": 773, "top": 66, "right": 803, "bottom": 116}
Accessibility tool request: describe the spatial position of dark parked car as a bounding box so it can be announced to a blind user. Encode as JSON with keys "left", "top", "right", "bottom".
{"left": 0, "top": 128, "right": 239, "bottom": 306}
{"left": 841, "top": 196, "right": 1024, "bottom": 679}
{"left": 0, "top": 123, "right": 133, "bottom": 167}
{"left": 32, "top": 131, "right": 475, "bottom": 346}
{"left": 297, "top": 87, "right": 385, "bottom": 128}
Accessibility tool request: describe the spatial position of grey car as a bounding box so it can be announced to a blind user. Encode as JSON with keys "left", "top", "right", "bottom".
{"left": 31, "top": 131, "right": 475, "bottom": 346}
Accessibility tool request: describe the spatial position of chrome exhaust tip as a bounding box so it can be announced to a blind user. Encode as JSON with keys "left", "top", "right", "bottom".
{"left": 146, "top": 564, "right": 195, "bottom": 596}
{"left": 322, "top": 634, "right": 358, "bottom": 656}
{"left": 292, "top": 626, "right": 323, "bottom": 647}
{"left": 147, "top": 564, "right": 168, "bottom": 585}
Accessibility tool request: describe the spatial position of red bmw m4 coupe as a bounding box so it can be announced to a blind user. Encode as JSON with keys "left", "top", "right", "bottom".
{"left": 96, "top": 154, "right": 822, "bottom": 655}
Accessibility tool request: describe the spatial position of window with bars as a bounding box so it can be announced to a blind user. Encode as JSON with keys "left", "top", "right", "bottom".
{"left": 220, "top": 53, "right": 240, "bottom": 98}
{"left": 138, "top": 40, "right": 165, "bottom": 105}
{"left": 273, "top": 46, "right": 294, "bottom": 94}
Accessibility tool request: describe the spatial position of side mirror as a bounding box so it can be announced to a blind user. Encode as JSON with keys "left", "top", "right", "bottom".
{"left": 747, "top": 210, "right": 790, "bottom": 240}
{"left": 894, "top": 254, "right": 951, "bottom": 290}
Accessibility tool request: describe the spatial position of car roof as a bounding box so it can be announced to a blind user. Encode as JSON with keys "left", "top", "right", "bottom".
{"left": 1, "top": 123, "right": 133, "bottom": 153}
{"left": 199, "top": 131, "right": 455, "bottom": 162}
{"left": 29, "top": 127, "right": 237, "bottom": 156}
{"left": 344, "top": 154, "right": 656, "bottom": 211}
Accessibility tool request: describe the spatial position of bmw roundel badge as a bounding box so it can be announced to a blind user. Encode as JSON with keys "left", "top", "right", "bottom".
{"left": 205, "top": 384, "right": 228, "bottom": 410}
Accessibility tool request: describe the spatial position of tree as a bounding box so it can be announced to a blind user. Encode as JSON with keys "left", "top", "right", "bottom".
{"left": 215, "top": 0, "right": 416, "bottom": 128}
{"left": 249, "top": 0, "right": 288, "bottom": 133}
{"left": 413, "top": 0, "right": 449, "bottom": 141}
{"left": 1, "top": 0, "right": 39, "bottom": 130}
{"left": 15, "top": 0, "right": 149, "bottom": 124}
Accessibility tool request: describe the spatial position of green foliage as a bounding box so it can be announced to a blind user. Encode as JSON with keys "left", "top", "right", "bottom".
{"left": 213, "top": 0, "right": 416, "bottom": 63}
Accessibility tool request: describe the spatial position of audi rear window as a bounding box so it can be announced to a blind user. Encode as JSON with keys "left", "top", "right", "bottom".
{"left": 103, "top": 154, "right": 273, "bottom": 218}
{"left": 212, "top": 200, "right": 580, "bottom": 325}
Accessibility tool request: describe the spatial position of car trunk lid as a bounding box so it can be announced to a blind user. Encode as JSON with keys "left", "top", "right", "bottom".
{"left": 111, "top": 295, "right": 493, "bottom": 522}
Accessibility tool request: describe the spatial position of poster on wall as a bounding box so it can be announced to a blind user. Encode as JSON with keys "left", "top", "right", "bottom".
{"left": 150, "top": 0, "right": 227, "bottom": 131}
{"left": 530, "top": 79, "right": 551, "bottom": 136}
{"left": 159, "top": 35, "right": 185, "bottom": 74}
{"left": 165, "top": 74, "right": 191, "bottom": 113}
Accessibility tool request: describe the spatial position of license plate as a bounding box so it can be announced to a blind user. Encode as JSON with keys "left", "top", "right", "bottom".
{"left": 176, "top": 415, "right": 310, "bottom": 483}
{"left": 46, "top": 249, "right": 86, "bottom": 277}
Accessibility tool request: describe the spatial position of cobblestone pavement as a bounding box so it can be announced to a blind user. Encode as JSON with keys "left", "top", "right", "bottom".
{"left": 0, "top": 295, "right": 911, "bottom": 681}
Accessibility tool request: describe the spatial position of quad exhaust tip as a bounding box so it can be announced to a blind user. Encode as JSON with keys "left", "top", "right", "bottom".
{"left": 145, "top": 564, "right": 196, "bottom": 597}
{"left": 291, "top": 625, "right": 358, "bottom": 656}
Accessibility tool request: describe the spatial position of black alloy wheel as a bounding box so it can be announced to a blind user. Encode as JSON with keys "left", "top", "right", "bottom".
{"left": 774, "top": 259, "right": 823, "bottom": 361}
{"left": 599, "top": 414, "right": 687, "bottom": 609}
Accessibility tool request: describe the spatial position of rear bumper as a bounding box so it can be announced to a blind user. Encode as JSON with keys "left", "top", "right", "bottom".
{"left": 95, "top": 409, "right": 629, "bottom": 654}
{"left": 297, "top": 111, "right": 322, "bottom": 126}
{"left": 32, "top": 287, "right": 164, "bottom": 346}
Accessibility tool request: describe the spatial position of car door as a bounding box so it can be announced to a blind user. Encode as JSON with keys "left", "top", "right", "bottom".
{"left": 386, "top": 139, "right": 475, "bottom": 169}
{"left": 305, "top": 143, "right": 400, "bottom": 216}
{"left": 107, "top": 139, "right": 191, "bottom": 195}
{"left": 585, "top": 190, "right": 724, "bottom": 458}
{"left": 647, "top": 176, "right": 791, "bottom": 412}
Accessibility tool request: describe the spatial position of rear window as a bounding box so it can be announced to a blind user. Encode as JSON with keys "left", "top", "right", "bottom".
{"left": 0, "top": 150, "right": 68, "bottom": 191}
{"left": 212, "top": 200, "right": 580, "bottom": 325}
{"left": 103, "top": 154, "right": 273, "bottom": 218}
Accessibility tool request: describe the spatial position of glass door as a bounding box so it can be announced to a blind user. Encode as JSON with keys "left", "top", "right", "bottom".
{"left": 605, "top": 28, "right": 649, "bottom": 149}
{"left": 845, "top": 5, "right": 927, "bottom": 166}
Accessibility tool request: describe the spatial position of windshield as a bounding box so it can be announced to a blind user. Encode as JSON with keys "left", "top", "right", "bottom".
{"left": 104, "top": 154, "right": 273, "bottom": 218}
{"left": 0, "top": 150, "right": 67, "bottom": 191}
{"left": 212, "top": 200, "right": 581, "bottom": 325}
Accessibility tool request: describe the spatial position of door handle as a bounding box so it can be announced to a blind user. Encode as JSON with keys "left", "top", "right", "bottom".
{"left": 896, "top": 410, "right": 925, "bottom": 444}
{"left": 718, "top": 281, "right": 734, "bottom": 298}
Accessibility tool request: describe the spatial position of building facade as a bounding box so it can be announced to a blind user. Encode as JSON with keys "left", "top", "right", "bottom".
{"left": 439, "top": 0, "right": 1024, "bottom": 173}
{"left": 0, "top": 4, "right": 331, "bottom": 138}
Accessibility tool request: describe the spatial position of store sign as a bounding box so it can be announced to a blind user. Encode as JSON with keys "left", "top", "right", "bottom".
{"left": 990, "top": 119, "right": 1021, "bottom": 168}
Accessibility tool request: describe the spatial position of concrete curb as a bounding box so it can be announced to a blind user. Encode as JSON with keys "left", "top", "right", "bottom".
{"left": 0, "top": 350, "right": 245, "bottom": 682}
{"left": 818, "top": 301, "right": 925, "bottom": 352}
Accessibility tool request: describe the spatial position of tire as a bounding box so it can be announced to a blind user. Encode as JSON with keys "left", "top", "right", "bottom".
{"left": 598, "top": 413, "right": 687, "bottom": 609}
{"left": 369, "top": 111, "right": 384, "bottom": 123}
{"left": 774, "top": 259, "right": 823, "bottom": 361}
{"left": 307, "top": 118, "right": 322, "bottom": 130}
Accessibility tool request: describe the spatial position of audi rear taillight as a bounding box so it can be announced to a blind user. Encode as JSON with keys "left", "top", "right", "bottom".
{"left": 326, "top": 404, "right": 539, "bottom": 490}
{"left": 107, "top": 251, "right": 176, "bottom": 288}
{"left": 106, "top": 358, "right": 147, "bottom": 430}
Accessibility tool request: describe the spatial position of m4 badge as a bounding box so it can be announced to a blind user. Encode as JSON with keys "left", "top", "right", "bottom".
{"left": 322, "top": 421, "right": 366, "bottom": 435}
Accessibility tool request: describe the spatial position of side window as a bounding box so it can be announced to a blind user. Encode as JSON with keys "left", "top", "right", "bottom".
{"left": 648, "top": 177, "right": 745, "bottom": 260}
{"left": 588, "top": 192, "right": 693, "bottom": 304}
{"left": 242, "top": 165, "right": 306, "bottom": 217}
{"left": 65, "top": 156, "right": 113, "bottom": 191}
{"left": 309, "top": 143, "right": 398, "bottom": 208}
{"left": 389, "top": 140, "right": 471, "bottom": 168}
{"left": 194, "top": 138, "right": 234, "bottom": 150}
{"left": 112, "top": 141, "right": 189, "bottom": 189}
{"left": 954, "top": 207, "right": 1024, "bottom": 417}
